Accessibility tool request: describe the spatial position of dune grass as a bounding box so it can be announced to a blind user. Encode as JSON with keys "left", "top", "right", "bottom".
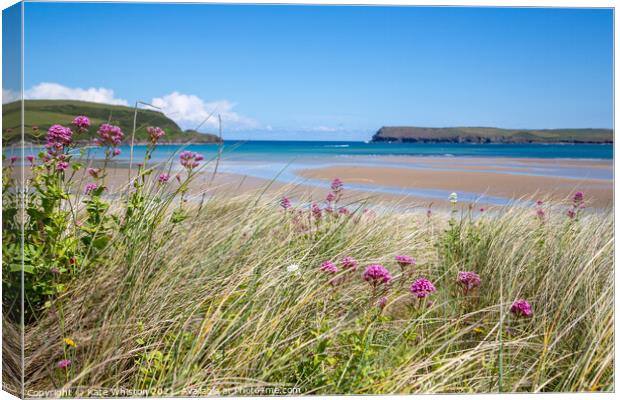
{"left": 2, "top": 117, "right": 614, "bottom": 396}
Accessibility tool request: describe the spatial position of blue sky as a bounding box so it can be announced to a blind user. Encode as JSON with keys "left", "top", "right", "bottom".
{"left": 9, "top": 3, "right": 616, "bottom": 140}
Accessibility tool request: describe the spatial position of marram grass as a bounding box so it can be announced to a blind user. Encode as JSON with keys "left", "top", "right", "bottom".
{"left": 14, "top": 192, "right": 613, "bottom": 395}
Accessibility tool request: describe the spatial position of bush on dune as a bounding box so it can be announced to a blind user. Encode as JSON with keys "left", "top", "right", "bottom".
{"left": 1, "top": 115, "right": 613, "bottom": 395}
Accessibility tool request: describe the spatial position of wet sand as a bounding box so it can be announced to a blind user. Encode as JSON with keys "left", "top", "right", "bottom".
{"left": 296, "top": 162, "right": 613, "bottom": 208}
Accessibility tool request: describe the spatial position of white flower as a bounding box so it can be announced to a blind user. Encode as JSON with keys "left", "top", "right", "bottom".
{"left": 449, "top": 192, "right": 458, "bottom": 204}
{"left": 286, "top": 264, "right": 300, "bottom": 273}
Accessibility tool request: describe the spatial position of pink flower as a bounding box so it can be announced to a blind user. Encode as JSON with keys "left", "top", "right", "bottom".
{"left": 56, "top": 161, "right": 69, "bottom": 171}
{"left": 96, "top": 123, "right": 124, "bottom": 147}
{"left": 46, "top": 124, "right": 73, "bottom": 155}
{"left": 479, "top": 207, "right": 485, "bottom": 212}
{"left": 341, "top": 256, "right": 358, "bottom": 271}
{"left": 338, "top": 207, "right": 350, "bottom": 216}
{"left": 320, "top": 260, "right": 339, "bottom": 274}
{"left": 567, "top": 209, "right": 576, "bottom": 219}
{"left": 409, "top": 278, "right": 436, "bottom": 298}
{"left": 510, "top": 299, "right": 533, "bottom": 318}
{"left": 158, "top": 173, "right": 170, "bottom": 183}
{"left": 87, "top": 167, "right": 100, "bottom": 178}
{"left": 147, "top": 126, "right": 165, "bottom": 144}
{"left": 536, "top": 200, "right": 543, "bottom": 206}
{"left": 84, "top": 183, "right": 98, "bottom": 194}
{"left": 112, "top": 148, "right": 121, "bottom": 156}
{"left": 331, "top": 178, "right": 343, "bottom": 192}
{"left": 57, "top": 359, "right": 72, "bottom": 369}
{"left": 573, "top": 191, "right": 584, "bottom": 204}
{"left": 311, "top": 203, "right": 322, "bottom": 219}
{"left": 363, "top": 264, "right": 392, "bottom": 286}
{"left": 457, "top": 271, "right": 481, "bottom": 290}
{"left": 72, "top": 115, "right": 90, "bottom": 131}
{"left": 280, "top": 196, "right": 291, "bottom": 209}
{"left": 9, "top": 155, "right": 17, "bottom": 165}
{"left": 395, "top": 255, "right": 415, "bottom": 268}
{"left": 26, "top": 155, "right": 34, "bottom": 165}
{"left": 426, "top": 209, "right": 432, "bottom": 218}
{"left": 179, "top": 151, "right": 203, "bottom": 170}
{"left": 326, "top": 192, "right": 336, "bottom": 202}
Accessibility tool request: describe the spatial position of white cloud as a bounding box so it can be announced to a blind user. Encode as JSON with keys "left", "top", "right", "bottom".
{"left": 24, "top": 82, "right": 129, "bottom": 106}
{"left": 151, "top": 92, "right": 259, "bottom": 131}
{"left": 2, "top": 88, "right": 20, "bottom": 104}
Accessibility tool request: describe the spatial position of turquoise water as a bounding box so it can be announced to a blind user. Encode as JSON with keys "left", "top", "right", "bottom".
{"left": 80, "top": 140, "right": 613, "bottom": 161}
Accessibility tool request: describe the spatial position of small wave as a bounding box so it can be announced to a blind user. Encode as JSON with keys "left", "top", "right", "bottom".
{"left": 324, "top": 144, "right": 350, "bottom": 148}
{"left": 443, "top": 153, "right": 455, "bottom": 157}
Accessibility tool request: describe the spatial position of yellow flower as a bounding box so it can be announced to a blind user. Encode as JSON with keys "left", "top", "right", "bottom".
{"left": 64, "top": 338, "right": 77, "bottom": 348}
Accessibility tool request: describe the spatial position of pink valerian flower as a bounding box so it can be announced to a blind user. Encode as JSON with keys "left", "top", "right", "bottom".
{"left": 56, "top": 161, "right": 69, "bottom": 171}
{"left": 510, "top": 299, "right": 533, "bottom": 318}
{"left": 158, "top": 174, "right": 170, "bottom": 183}
{"left": 87, "top": 167, "right": 100, "bottom": 178}
{"left": 147, "top": 126, "right": 165, "bottom": 144}
{"left": 9, "top": 155, "right": 17, "bottom": 165}
{"left": 96, "top": 124, "right": 124, "bottom": 147}
{"left": 457, "top": 271, "right": 481, "bottom": 291}
{"left": 363, "top": 264, "right": 392, "bottom": 286}
{"left": 566, "top": 209, "right": 576, "bottom": 219}
{"left": 573, "top": 191, "right": 584, "bottom": 204}
{"left": 320, "top": 260, "right": 339, "bottom": 274}
{"left": 341, "top": 256, "right": 358, "bottom": 271}
{"left": 324, "top": 206, "right": 334, "bottom": 214}
{"left": 479, "top": 207, "right": 485, "bottom": 212}
{"left": 179, "top": 151, "right": 204, "bottom": 170}
{"left": 410, "top": 278, "right": 436, "bottom": 298}
{"left": 57, "top": 359, "right": 72, "bottom": 369}
{"left": 26, "top": 155, "right": 34, "bottom": 165}
{"left": 112, "top": 148, "right": 121, "bottom": 156}
{"left": 72, "top": 115, "right": 90, "bottom": 131}
{"left": 280, "top": 196, "right": 292, "bottom": 209}
{"left": 331, "top": 178, "right": 343, "bottom": 192}
{"left": 311, "top": 203, "right": 322, "bottom": 219}
{"left": 46, "top": 124, "right": 73, "bottom": 155}
{"left": 84, "top": 183, "right": 98, "bottom": 194}
{"left": 536, "top": 200, "right": 544, "bottom": 206}
{"left": 395, "top": 255, "right": 415, "bottom": 268}
{"left": 338, "top": 207, "right": 350, "bottom": 216}
{"left": 326, "top": 192, "right": 336, "bottom": 203}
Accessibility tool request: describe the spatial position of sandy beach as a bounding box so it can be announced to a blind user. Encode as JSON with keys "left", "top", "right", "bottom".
{"left": 296, "top": 157, "right": 613, "bottom": 208}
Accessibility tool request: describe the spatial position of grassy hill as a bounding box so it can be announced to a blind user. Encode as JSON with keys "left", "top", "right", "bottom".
{"left": 372, "top": 126, "right": 613, "bottom": 144}
{"left": 2, "top": 99, "right": 222, "bottom": 145}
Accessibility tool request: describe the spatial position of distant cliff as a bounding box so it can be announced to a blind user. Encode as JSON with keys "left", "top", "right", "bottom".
{"left": 371, "top": 126, "right": 613, "bottom": 144}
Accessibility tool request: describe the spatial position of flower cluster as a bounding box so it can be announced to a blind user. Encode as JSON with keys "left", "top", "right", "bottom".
{"left": 567, "top": 191, "right": 585, "bottom": 219}
{"left": 363, "top": 264, "right": 392, "bottom": 286}
{"left": 395, "top": 255, "right": 415, "bottom": 268}
{"left": 158, "top": 174, "right": 170, "bottom": 184}
{"left": 147, "top": 126, "right": 165, "bottom": 144}
{"left": 280, "top": 196, "right": 291, "bottom": 210}
{"left": 45, "top": 124, "right": 73, "bottom": 156}
{"left": 410, "top": 278, "right": 436, "bottom": 298}
{"left": 341, "top": 256, "right": 358, "bottom": 271}
{"left": 331, "top": 178, "right": 343, "bottom": 192}
{"left": 84, "top": 183, "right": 98, "bottom": 195}
{"left": 95, "top": 123, "right": 124, "bottom": 147}
{"left": 320, "top": 260, "right": 339, "bottom": 274}
{"left": 72, "top": 115, "right": 90, "bottom": 132}
{"left": 457, "top": 271, "right": 481, "bottom": 291}
{"left": 179, "top": 151, "right": 204, "bottom": 170}
{"left": 510, "top": 299, "right": 533, "bottom": 318}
